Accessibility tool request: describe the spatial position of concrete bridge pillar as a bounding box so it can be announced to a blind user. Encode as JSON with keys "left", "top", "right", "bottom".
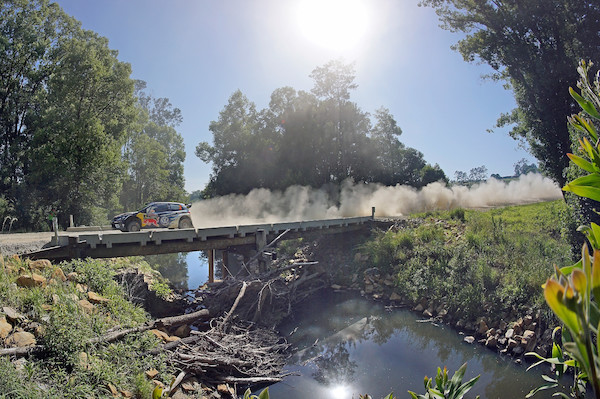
{"left": 256, "top": 229, "right": 267, "bottom": 274}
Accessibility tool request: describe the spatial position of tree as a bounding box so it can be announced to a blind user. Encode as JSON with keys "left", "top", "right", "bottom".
{"left": 121, "top": 81, "right": 187, "bottom": 210}
{"left": 0, "top": 0, "right": 77, "bottom": 225}
{"left": 420, "top": 0, "right": 600, "bottom": 187}
{"left": 468, "top": 165, "right": 488, "bottom": 181}
{"left": 454, "top": 170, "right": 468, "bottom": 182}
{"left": 420, "top": 163, "right": 448, "bottom": 186}
{"left": 513, "top": 158, "right": 539, "bottom": 176}
{"left": 25, "top": 25, "right": 136, "bottom": 227}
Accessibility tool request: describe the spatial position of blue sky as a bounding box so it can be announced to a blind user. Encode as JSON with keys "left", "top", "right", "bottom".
{"left": 53, "top": 0, "right": 534, "bottom": 192}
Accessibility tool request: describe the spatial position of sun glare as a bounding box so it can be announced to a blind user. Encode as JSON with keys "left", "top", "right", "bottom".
{"left": 296, "top": 0, "right": 369, "bottom": 51}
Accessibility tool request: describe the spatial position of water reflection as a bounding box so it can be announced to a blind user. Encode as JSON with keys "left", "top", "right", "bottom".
{"left": 272, "top": 291, "right": 565, "bottom": 399}
{"left": 143, "top": 250, "right": 213, "bottom": 290}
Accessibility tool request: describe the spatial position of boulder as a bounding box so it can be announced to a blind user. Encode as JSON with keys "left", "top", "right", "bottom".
{"left": 66, "top": 272, "right": 79, "bottom": 282}
{"left": 6, "top": 331, "right": 36, "bottom": 347}
{"left": 507, "top": 338, "right": 518, "bottom": 349}
{"left": 485, "top": 336, "right": 498, "bottom": 348}
{"left": 3, "top": 306, "right": 24, "bottom": 323}
{"left": 16, "top": 274, "right": 46, "bottom": 288}
{"left": 0, "top": 316, "right": 12, "bottom": 339}
{"left": 30, "top": 259, "right": 51, "bottom": 270}
{"left": 145, "top": 369, "right": 159, "bottom": 379}
{"left": 464, "top": 336, "right": 475, "bottom": 344}
{"left": 523, "top": 315, "right": 533, "bottom": 326}
{"left": 413, "top": 304, "right": 424, "bottom": 312}
{"left": 505, "top": 328, "right": 515, "bottom": 339}
{"left": 478, "top": 320, "right": 489, "bottom": 335}
{"left": 78, "top": 299, "right": 96, "bottom": 313}
{"left": 51, "top": 268, "right": 67, "bottom": 282}
{"left": 389, "top": 292, "right": 402, "bottom": 302}
{"left": 88, "top": 292, "right": 109, "bottom": 304}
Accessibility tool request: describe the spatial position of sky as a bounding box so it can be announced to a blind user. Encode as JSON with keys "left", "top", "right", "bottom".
{"left": 52, "top": 0, "right": 535, "bottom": 193}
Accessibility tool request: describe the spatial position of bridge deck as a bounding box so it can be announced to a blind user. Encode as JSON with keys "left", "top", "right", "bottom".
{"left": 25, "top": 217, "right": 373, "bottom": 261}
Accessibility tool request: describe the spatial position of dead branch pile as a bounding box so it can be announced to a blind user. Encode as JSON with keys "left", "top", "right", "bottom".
{"left": 165, "top": 318, "right": 292, "bottom": 387}
{"left": 202, "top": 261, "right": 328, "bottom": 327}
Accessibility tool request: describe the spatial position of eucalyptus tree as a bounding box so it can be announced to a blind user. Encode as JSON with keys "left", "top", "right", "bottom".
{"left": 420, "top": 0, "right": 600, "bottom": 187}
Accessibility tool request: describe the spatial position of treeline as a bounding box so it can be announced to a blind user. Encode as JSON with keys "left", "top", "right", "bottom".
{"left": 0, "top": 0, "right": 187, "bottom": 230}
{"left": 196, "top": 60, "right": 446, "bottom": 198}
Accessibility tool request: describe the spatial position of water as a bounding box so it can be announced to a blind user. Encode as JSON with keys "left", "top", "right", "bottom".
{"left": 144, "top": 255, "right": 566, "bottom": 398}
{"left": 272, "top": 291, "right": 564, "bottom": 399}
{"left": 143, "top": 251, "right": 211, "bottom": 290}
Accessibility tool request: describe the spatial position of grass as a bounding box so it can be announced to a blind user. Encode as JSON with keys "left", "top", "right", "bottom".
{"left": 358, "top": 200, "right": 573, "bottom": 323}
{"left": 0, "top": 256, "right": 174, "bottom": 398}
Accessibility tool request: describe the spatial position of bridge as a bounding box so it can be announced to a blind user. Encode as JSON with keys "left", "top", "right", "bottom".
{"left": 20, "top": 216, "right": 374, "bottom": 280}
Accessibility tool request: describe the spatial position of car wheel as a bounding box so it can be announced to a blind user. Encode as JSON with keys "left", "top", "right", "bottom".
{"left": 178, "top": 217, "right": 193, "bottom": 229}
{"left": 126, "top": 219, "right": 141, "bottom": 232}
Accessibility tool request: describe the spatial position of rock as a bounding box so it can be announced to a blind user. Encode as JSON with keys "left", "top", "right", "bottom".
{"left": 478, "top": 320, "right": 489, "bottom": 335}
{"left": 523, "top": 315, "right": 533, "bottom": 326}
{"left": 437, "top": 308, "right": 448, "bottom": 318}
{"left": 6, "top": 331, "right": 36, "bottom": 347}
{"left": 383, "top": 279, "right": 394, "bottom": 287}
{"left": 66, "top": 272, "right": 79, "bottom": 282}
{"left": 120, "top": 390, "right": 133, "bottom": 398}
{"left": 389, "top": 292, "right": 402, "bottom": 301}
{"left": 364, "top": 285, "right": 374, "bottom": 294}
{"left": 173, "top": 324, "right": 191, "bottom": 338}
{"left": 499, "top": 320, "right": 507, "bottom": 330}
{"left": 40, "top": 304, "right": 52, "bottom": 311}
{"left": 3, "top": 307, "right": 24, "bottom": 323}
{"left": 16, "top": 274, "right": 46, "bottom": 288}
{"left": 88, "top": 292, "right": 109, "bottom": 304}
{"left": 512, "top": 346, "right": 525, "bottom": 355}
{"left": 414, "top": 304, "right": 424, "bottom": 312}
{"left": 522, "top": 330, "right": 535, "bottom": 341}
{"left": 107, "top": 383, "right": 119, "bottom": 397}
{"left": 217, "top": 384, "right": 234, "bottom": 395}
{"left": 331, "top": 284, "right": 342, "bottom": 290}
{"left": 182, "top": 382, "right": 196, "bottom": 392}
{"left": 78, "top": 352, "right": 89, "bottom": 369}
{"left": 51, "top": 268, "right": 67, "bottom": 282}
{"left": 505, "top": 328, "right": 515, "bottom": 339}
{"left": 464, "top": 336, "right": 475, "bottom": 344}
{"left": 486, "top": 328, "right": 496, "bottom": 336}
{"left": 423, "top": 309, "right": 433, "bottom": 318}
{"left": 145, "top": 369, "right": 159, "bottom": 379}
{"left": 30, "top": 259, "right": 51, "bottom": 270}
{"left": 76, "top": 283, "right": 88, "bottom": 293}
{"left": 0, "top": 316, "right": 13, "bottom": 339}
{"left": 485, "top": 336, "right": 497, "bottom": 348}
{"left": 497, "top": 337, "right": 507, "bottom": 346}
{"left": 507, "top": 338, "right": 518, "bottom": 349}
{"left": 525, "top": 322, "right": 537, "bottom": 332}
{"left": 78, "top": 299, "right": 96, "bottom": 313}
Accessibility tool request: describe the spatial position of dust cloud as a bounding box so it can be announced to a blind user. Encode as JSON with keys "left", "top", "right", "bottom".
{"left": 190, "top": 173, "right": 562, "bottom": 227}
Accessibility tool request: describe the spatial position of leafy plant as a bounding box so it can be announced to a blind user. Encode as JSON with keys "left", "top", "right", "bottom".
{"left": 526, "top": 60, "right": 600, "bottom": 398}
{"left": 408, "top": 363, "right": 480, "bottom": 399}
{"left": 243, "top": 387, "right": 269, "bottom": 399}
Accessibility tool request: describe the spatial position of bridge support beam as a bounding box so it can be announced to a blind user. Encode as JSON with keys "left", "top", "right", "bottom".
{"left": 256, "top": 229, "right": 267, "bottom": 274}
{"left": 208, "top": 249, "right": 214, "bottom": 283}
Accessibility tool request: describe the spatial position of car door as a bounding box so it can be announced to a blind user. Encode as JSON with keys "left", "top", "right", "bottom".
{"left": 155, "top": 203, "right": 172, "bottom": 227}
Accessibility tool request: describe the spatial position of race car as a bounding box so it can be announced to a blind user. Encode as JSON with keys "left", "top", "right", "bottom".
{"left": 111, "top": 202, "right": 193, "bottom": 232}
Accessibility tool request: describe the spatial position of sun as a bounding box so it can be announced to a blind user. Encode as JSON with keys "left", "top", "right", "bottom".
{"left": 296, "top": 0, "right": 369, "bottom": 51}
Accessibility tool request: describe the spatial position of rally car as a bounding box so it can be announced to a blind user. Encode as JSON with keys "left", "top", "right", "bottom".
{"left": 112, "top": 202, "right": 193, "bottom": 232}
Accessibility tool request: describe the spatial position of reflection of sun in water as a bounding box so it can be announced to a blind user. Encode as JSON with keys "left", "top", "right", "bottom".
{"left": 328, "top": 384, "right": 351, "bottom": 398}
{"left": 296, "top": 0, "right": 369, "bottom": 50}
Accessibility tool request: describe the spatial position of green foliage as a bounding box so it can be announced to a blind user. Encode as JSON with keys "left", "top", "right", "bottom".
{"left": 197, "top": 61, "right": 445, "bottom": 196}
{"left": 420, "top": 0, "right": 600, "bottom": 188}
{"left": 408, "top": 363, "right": 480, "bottom": 399}
{"left": 0, "top": 255, "right": 171, "bottom": 398}
{"left": 359, "top": 201, "right": 571, "bottom": 321}
{"left": 243, "top": 387, "right": 269, "bottom": 399}
{"left": 526, "top": 61, "right": 600, "bottom": 399}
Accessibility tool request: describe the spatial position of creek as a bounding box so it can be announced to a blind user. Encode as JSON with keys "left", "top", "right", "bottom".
{"left": 146, "top": 253, "right": 566, "bottom": 399}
